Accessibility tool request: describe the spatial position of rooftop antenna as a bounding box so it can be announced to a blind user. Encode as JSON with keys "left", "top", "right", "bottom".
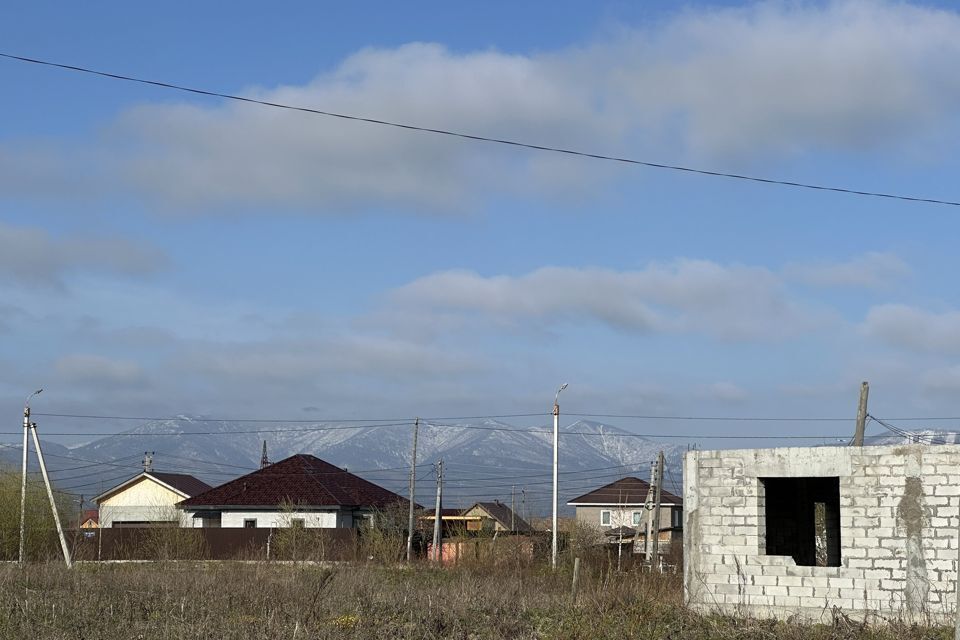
{"left": 260, "top": 440, "right": 269, "bottom": 469}
{"left": 142, "top": 451, "right": 153, "bottom": 472}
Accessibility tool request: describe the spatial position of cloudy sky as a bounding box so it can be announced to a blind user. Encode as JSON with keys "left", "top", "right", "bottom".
{"left": 2, "top": 0, "right": 960, "bottom": 444}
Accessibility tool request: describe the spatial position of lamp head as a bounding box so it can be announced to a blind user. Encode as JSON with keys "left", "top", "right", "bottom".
{"left": 25, "top": 388, "right": 43, "bottom": 407}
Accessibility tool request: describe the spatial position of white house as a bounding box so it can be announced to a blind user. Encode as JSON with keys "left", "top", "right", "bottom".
{"left": 178, "top": 454, "right": 410, "bottom": 528}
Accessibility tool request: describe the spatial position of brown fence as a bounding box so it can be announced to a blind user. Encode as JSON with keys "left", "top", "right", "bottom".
{"left": 70, "top": 527, "right": 359, "bottom": 561}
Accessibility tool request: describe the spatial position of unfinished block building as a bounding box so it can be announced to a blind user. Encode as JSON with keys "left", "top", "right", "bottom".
{"left": 684, "top": 445, "right": 960, "bottom": 622}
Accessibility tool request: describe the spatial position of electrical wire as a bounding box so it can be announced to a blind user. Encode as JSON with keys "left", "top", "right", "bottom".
{"left": 867, "top": 414, "right": 960, "bottom": 445}
{"left": 421, "top": 420, "right": 850, "bottom": 440}
{"left": 32, "top": 409, "right": 960, "bottom": 423}
{"left": 0, "top": 420, "right": 416, "bottom": 437}
{"left": 0, "top": 52, "right": 956, "bottom": 208}
{"left": 564, "top": 412, "right": 853, "bottom": 422}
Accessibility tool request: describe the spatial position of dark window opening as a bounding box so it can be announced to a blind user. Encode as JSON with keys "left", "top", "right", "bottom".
{"left": 291, "top": 518, "right": 305, "bottom": 528}
{"left": 243, "top": 519, "right": 257, "bottom": 528}
{"left": 761, "top": 476, "right": 840, "bottom": 567}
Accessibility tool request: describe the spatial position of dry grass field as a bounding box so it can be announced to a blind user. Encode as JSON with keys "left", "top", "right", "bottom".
{"left": 0, "top": 560, "right": 953, "bottom": 640}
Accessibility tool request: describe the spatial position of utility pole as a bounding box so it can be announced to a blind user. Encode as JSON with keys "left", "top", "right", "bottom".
{"left": 406, "top": 418, "right": 419, "bottom": 563}
{"left": 521, "top": 488, "right": 526, "bottom": 524}
{"left": 142, "top": 451, "right": 154, "bottom": 473}
{"left": 260, "top": 440, "right": 269, "bottom": 469}
{"left": 852, "top": 381, "right": 869, "bottom": 446}
{"left": 29, "top": 415, "right": 72, "bottom": 568}
{"left": 431, "top": 459, "right": 443, "bottom": 562}
{"left": 644, "top": 459, "right": 657, "bottom": 564}
{"left": 552, "top": 383, "right": 568, "bottom": 570}
{"left": 511, "top": 485, "right": 516, "bottom": 532}
{"left": 18, "top": 389, "right": 40, "bottom": 567}
{"left": 650, "top": 451, "right": 665, "bottom": 570}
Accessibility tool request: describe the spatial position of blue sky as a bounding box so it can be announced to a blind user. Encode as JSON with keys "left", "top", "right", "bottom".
{"left": 2, "top": 1, "right": 960, "bottom": 444}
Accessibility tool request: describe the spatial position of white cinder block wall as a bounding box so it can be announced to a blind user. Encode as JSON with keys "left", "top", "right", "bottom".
{"left": 684, "top": 444, "right": 960, "bottom": 622}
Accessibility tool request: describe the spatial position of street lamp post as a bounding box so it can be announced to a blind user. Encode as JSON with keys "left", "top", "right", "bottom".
{"left": 552, "top": 382, "right": 568, "bottom": 570}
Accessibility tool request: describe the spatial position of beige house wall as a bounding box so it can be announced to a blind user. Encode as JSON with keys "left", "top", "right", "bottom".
{"left": 98, "top": 477, "right": 187, "bottom": 527}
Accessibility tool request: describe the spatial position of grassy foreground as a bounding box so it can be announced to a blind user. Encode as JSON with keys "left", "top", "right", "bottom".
{"left": 0, "top": 561, "right": 952, "bottom": 639}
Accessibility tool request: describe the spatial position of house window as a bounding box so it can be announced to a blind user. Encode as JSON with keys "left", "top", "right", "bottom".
{"left": 671, "top": 508, "right": 682, "bottom": 529}
{"left": 291, "top": 518, "right": 305, "bottom": 529}
{"left": 600, "top": 510, "right": 611, "bottom": 526}
{"left": 243, "top": 519, "right": 257, "bottom": 528}
{"left": 632, "top": 511, "right": 642, "bottom": 526}
{"left": 760, "top": 477, "right": 840, "bottom": 567}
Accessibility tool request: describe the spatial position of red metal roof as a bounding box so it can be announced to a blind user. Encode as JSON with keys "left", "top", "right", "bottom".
{"left": 179, "top": 454, "right": 410, "bottom": 509}
{"left": 567, "top": 476, "right": 683, "bottom": 506}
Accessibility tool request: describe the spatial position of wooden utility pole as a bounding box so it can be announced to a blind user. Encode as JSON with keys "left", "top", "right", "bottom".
{"left": 852, "top": 381, "right": 869, "bottom": 446}
{"left": 650, "top": 451, "right": 665, "bottom": 570}
{"left": 511, "top": 485, "right": 516, "bottom": 532}
{"left": 431, "top": 459, "right": 443, "bottom": 562}
{"left": 406, "top": 418, "right": 419, "bottom": 563}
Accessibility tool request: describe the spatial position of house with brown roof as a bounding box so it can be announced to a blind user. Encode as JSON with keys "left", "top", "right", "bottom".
{"left": 462, "top": 501, "right": 534, "bottom": 533}
{"left": 178, "top": 454, "right": 410, "bottom": 529}
{"left": 420, "top": 501, "right": 533, "bottom": 534}
{"left": 567, "top": 476, "right": 683, "bottom": 555}
{"left": 94, "top": 471, "right": 213, "bottom": 528}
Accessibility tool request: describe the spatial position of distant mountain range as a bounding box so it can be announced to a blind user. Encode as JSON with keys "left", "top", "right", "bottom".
{"left": 1, "top": 418, "right": 688, "bottom": 515}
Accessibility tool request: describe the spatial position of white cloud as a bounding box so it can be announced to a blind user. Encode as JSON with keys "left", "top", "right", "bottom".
{"left": 0, "top": 222, "right": 165, "bottom": 287}
{"left": 391, "top": 260, "right": 826, "bottom": 340}
{"left": 610, "top": 0, "right": 960, "bottom": 159}
{"left": 111, "top": 42, "right": 615, "bottom": 213}
{"left": 785, "top": 252, "right": 910, "bottom": 289}
{"left": 5, "top": 2, "right": 960, "bottom": 213}
{"left": 863, "top": 304, "right": 960, "bottom": 354}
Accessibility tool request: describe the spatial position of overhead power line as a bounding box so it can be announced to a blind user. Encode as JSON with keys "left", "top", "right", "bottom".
{"left": 32, "top": 411, "right": 547, "bottom": 423}
{"left": 0, "top": 51, "right": 957, "bottom": 208}
{"left": 30, "top": 410, "right": 960, "bottom": 423}
{"left": 0, "top": 420, "right": 415, "bottom": 437}
{"left": 421, "top": 421, "right": 848, "bottom": 440}
{"left": 565, "top": 413, "right": 854, "bottom": 422}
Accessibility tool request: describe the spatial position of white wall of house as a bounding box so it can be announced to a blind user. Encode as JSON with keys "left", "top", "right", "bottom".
{"left": 97, "top": 477, "right": 189, "bottom": 528}
{"left": 573, "top": 504, "right": 680, "bottom": 530}
{"left": 217, "top": 510, "right": 340, "bottom": 528}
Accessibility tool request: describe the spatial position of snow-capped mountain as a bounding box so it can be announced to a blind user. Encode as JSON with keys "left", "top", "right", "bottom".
{"left": 3, "top": 417, "right": 686, "bottom": 514}
{"left": 863, "top": 430, "right": 960, "bottom": 446}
